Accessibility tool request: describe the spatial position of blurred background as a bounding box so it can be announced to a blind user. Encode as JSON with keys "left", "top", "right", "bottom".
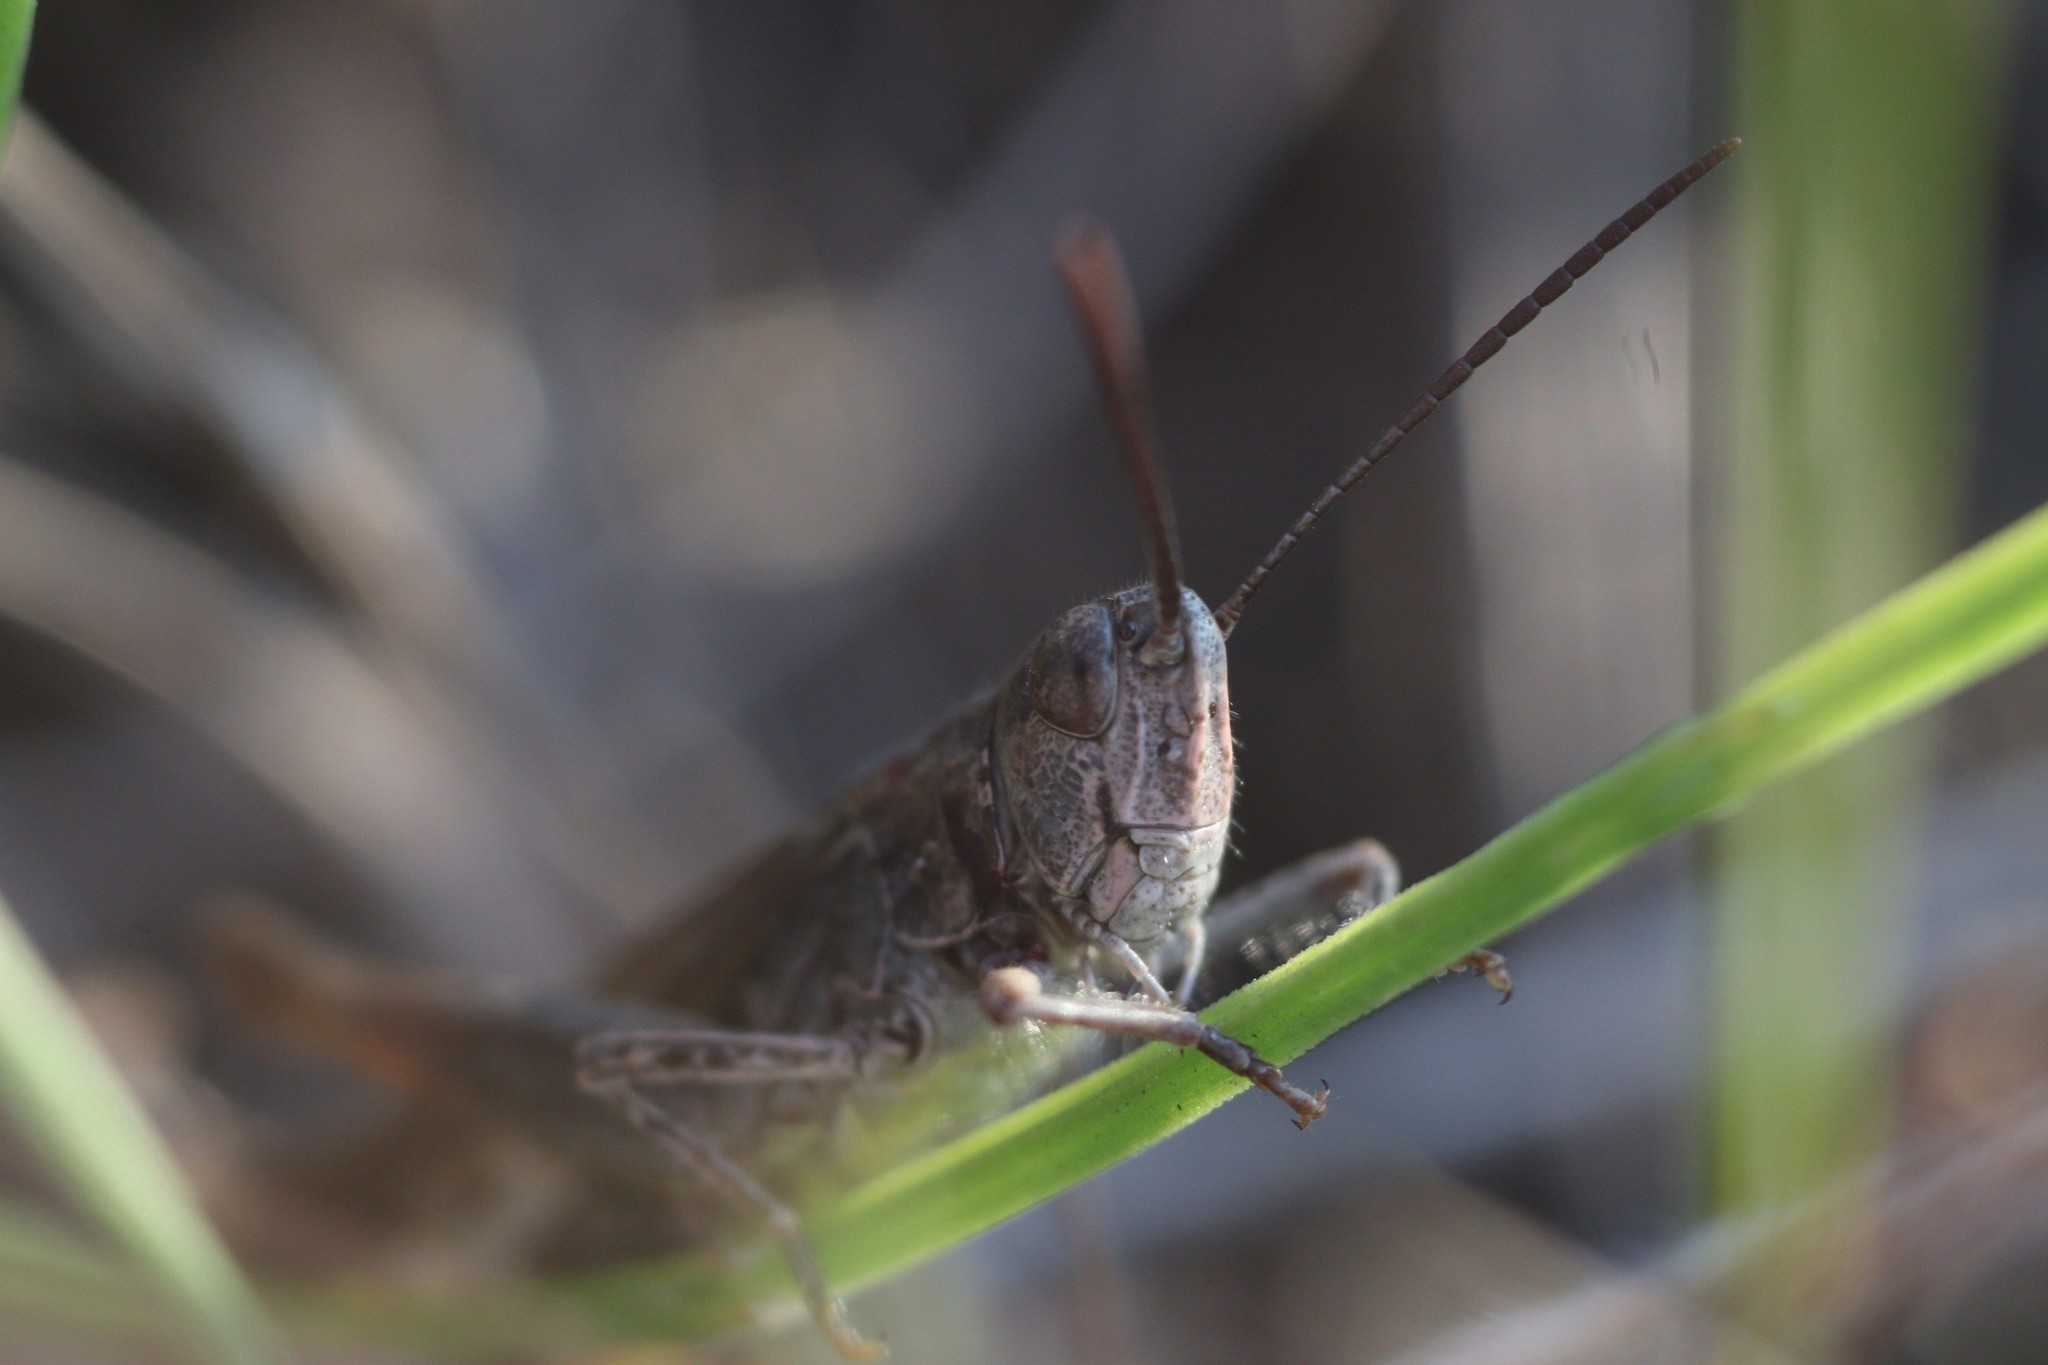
{"left": 0, "top": 0, "right": 2044, "bottom": 1361}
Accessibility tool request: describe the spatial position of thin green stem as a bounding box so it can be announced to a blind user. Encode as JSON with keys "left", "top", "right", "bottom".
{"left": 1712, "top": 2, "right": 2006, "bottom": 1279}
{"left": 0, "top": 0, "right": 30, "bottom": 147}
{"left": 0, "top": 899, "right": 291, "bottom": 1364}
{"left": 0, "top": 7, "right": 286, "bottom": 1360}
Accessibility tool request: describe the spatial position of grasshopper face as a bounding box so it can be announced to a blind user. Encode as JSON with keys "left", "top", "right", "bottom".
{"left": 993, "top": 582, "right": 1233, "bottom": 944}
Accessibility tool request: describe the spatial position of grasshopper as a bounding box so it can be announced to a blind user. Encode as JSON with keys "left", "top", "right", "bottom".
{"left": 206, "top": 140, "right": 1737, "bottom": 1358}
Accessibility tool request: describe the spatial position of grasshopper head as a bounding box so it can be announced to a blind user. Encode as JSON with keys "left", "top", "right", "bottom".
{"left": 994, "top": 220, "right": 1237, "bottom": 945}
{"left": 994, "top": 583, "right": 1232, "bottom": 943}
{"left": 1003, "top": 143, "right": 1747, "bottom": 943}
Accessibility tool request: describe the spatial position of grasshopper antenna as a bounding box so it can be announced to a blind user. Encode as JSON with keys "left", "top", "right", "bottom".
{"left": 1056, "top": 218, "right": 1188, "bottom": 666}
{"left": 1212, "top": 137, "right": 1741, "bottom": 637}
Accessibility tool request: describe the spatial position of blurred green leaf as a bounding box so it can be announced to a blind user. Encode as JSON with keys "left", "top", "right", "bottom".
{"left": 0, "top": 0, "right": 28, "bottom": 148}
{"left": 0, "top": 5, "right": 287, "bottom": 1360}
{"left": 0, "top": 901, "right": 290, "bottom": 1364}
{"left": 1711, "top": 1, "right": 2007, "bottom": 1344}
{"left": 0, "top": 1201, "right": 187, "bottom": 1349}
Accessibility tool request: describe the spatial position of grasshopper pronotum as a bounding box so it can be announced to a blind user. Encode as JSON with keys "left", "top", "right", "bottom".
{"left": 208, "top": 139, "right": 1737, "bottom": 1358}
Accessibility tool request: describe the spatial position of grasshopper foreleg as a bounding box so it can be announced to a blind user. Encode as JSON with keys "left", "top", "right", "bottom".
{"left": 1075, "top": 921, "right": 1174, "bottom": 1005}
{"left": 1204, "top": 838, "right": 1402, "bottom": 992}
{"left": 983, "top": 839, "right": 1510, "bottom": 1128}
{"left": 979, "top": 967, "right": 1329, "bottom": 1128}
{"left": 1439, "top": 948, "right": 1515, "bottom": 1002}
{"left": 1193, "top": 838, "right": 1512, "bottom": 1005}
{"left": 574, "top": 1031, "right": 884, "bottom": 1361}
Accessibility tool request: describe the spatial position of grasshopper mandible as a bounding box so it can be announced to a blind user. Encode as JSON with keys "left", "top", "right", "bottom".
{"left": 207, "top": 140, "right": 1737, "bottom": 1359}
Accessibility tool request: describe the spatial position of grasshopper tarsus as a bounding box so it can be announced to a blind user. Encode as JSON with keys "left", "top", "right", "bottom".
{"left": 1201, "top": 1030, "right": 1325, "bottom": 1128}
{"left": 1294, "top": 1083, "right": 1334, "bottom": 1132}
{"left": 1469, "top": 949, "right": 1515, "bottom": 1003}
{"left": 1437, "top": 949, "right": 1514, "bottom": 1002}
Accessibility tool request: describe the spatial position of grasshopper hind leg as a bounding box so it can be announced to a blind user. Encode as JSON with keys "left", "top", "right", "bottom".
{"left": 574, "top": 1030, "right": 885, "bottom": 1361}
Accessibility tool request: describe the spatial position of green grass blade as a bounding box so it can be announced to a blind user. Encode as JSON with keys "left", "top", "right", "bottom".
{"left": 255, "top": 489, "right": 2048, "bottom": 1356}
{"left": 1712, "top": 1, "right": 2006, "bottom": 1280}
{"left": 0, "top": 0, "right": 29, "bottom": 148}
{"left": 0, "top": 5, "right": 285, "bottom": 1360}
{"left": 0, "top": 900, "right": 290, "bottom": 1364}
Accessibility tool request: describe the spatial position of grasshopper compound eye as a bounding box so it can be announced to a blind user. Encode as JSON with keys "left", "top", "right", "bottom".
{"left": 1028, "top": 602, "right": 1119, "bottom": 737}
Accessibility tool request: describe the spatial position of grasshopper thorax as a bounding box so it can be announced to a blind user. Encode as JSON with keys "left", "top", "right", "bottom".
{"left": 993, "top": 582, "right": 1232, "bottom": 944}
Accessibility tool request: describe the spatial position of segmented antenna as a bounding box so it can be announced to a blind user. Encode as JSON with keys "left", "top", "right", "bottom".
{"left": 1211, "top": 137, "right": 1741, "bottom": 637}
{"left": 1055, "top": 218, "right": 1188, "bottom": 664}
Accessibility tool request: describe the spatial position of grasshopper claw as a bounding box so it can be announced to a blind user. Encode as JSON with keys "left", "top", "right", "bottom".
{"left": 1467, "top": 949, "right": 1514, "bottom": 1002}
{"left": 1437, "top": 948, "right": 1513, "bottom": 1002}
{"left": 1289, "top": 1081, "right": 1332, "bottom": 1130}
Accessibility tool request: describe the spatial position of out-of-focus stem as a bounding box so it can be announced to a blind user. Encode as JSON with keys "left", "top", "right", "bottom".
{"left": 1711, "top": 0, "right": 2008, "bottom": 1351}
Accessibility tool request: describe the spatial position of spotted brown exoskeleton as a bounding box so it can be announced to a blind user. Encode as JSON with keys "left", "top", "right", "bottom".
{"left": 209, "top": 141, "right": 1737, "bottom": 1358}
